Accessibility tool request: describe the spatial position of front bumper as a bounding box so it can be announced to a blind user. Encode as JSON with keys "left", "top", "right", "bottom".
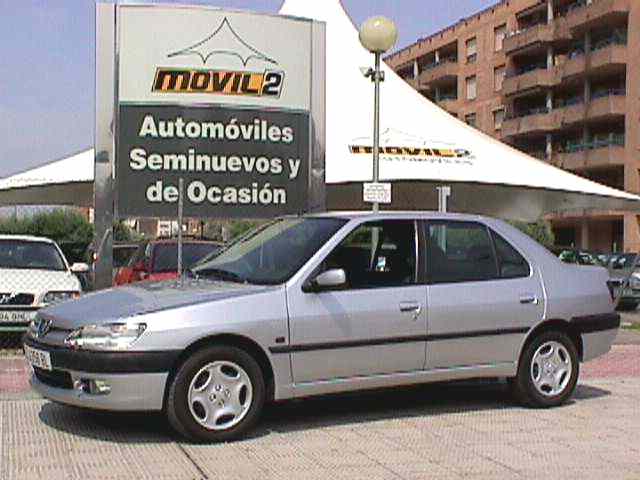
{"left": 31, "top": 370, "right": 168, "bottom": 411}
{"left": 24, "top": 336, "right": 180, "bottom": 411}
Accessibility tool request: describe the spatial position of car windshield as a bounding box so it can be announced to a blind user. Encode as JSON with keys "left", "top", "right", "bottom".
{"left": 0, "top": 240, "right": 66, "bottom": 271}
{"left": 193, "top": 217, "right": 347, "bottom": 285}
{"left": 152, "top": 243, "right": 221, "bottom": 273}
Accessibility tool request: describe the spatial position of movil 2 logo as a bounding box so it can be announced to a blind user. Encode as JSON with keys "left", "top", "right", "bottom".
{"left": 153, "top": 17, "right": 284, "bottom": 98}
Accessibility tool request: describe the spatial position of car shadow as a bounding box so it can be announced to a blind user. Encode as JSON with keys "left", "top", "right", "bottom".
{"left": 38, "top": 404, "right": 174, "bottom": 443}
{"left": 250, "top": 380, "right": 611, "bottom": 438}
{"left": 37, "top": 379, "right": 611, "bottom": 444}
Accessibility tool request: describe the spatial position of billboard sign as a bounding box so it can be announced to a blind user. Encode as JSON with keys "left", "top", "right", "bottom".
{"left": 109, "top": 4, "right": 325, "bottom": 218}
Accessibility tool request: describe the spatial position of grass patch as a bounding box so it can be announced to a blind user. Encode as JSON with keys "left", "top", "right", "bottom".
{"left": 622, "top": 323, "right": 640, "bottom": 332}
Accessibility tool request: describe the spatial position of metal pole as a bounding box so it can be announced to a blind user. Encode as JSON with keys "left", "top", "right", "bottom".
{"left": 177, "top": 178, "right": 184, "bottom": 284}
{"left": 372, "top": 52, "right": 382, "bottom": 214}
{"left": 437, "top": 186, "right": 451, "bottom": 213}
{"left": 94, "top": 3, "right": 116, "bottom": 291}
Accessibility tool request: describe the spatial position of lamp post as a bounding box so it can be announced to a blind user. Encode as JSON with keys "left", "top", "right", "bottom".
{"left": 359, "top": 16, "right": 398, "bottom": 213}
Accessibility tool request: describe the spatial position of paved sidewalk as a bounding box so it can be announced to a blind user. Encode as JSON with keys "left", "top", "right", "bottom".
{"left": 1, "top": 378, "right": 639, "bottom": 479}
{"left": 1, "top": 345, "right": 640, "bottom": 479}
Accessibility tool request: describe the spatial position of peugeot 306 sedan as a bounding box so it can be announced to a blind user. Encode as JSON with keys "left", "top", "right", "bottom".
{"left": 24, "top": 212, "right": 620, "bottom": 442}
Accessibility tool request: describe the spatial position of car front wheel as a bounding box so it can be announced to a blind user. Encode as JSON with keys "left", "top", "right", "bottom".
{"left": 166, "top": 345, "right": 265, "bottom": 442}
{"left": 511, "top": 331, "right": 579, "bottom": 408}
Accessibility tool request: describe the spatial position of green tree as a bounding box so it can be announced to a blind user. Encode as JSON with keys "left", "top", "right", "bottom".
{"left": 0, "top": 210, "right": 95, "bottom": 263}
{"left": 228, "top": 219, "right": 265, "bottom": 240}
{"left": 508, "top": 219, "right": 555, "bottom": 249}
{"left": 113, "top": 220, "right": 141, "bottom": 242}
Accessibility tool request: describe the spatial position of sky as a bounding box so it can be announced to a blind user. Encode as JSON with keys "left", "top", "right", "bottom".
{"left": 0, "top": 0, "right": 496, "bottom": 178}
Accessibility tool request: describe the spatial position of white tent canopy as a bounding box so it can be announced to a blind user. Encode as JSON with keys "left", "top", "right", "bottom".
{"left": 0, "top": 0, "right": 639, "bottom": 220}
{"left": 281, "top": 0, "right": 640, "bottom": 219}
{"left": 0, "top": 149, "right": 93, "bottom": 207}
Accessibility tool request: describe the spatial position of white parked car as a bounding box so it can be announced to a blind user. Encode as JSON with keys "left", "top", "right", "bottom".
{"left": 0, "top": 235, "right": 86, "bottom": 332}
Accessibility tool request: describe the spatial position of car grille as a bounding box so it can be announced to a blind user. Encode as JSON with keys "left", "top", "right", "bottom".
{"left": 0, "top": 293, "right": 35, "bottom": 306}
{"left": 34, "top": 367, "right": 73, "bottom": 390}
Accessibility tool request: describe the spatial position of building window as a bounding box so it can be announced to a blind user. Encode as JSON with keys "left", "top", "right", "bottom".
{"left": 466, "top": 75, "right": 477, "bottom": 100}
{"left": 465, "top": 113, "right": 477, "bottom": 127}
{"left": 466, "top": 37, "right": 477, "bottom": 64}
{"left": 494, "top": 24, "right": 507, "bottom": 51}
{"left": 494, "top": 65, "right": 506, "bottom": 91}
{"left": 493, "top": 108, "right": 505, "bottom": 130}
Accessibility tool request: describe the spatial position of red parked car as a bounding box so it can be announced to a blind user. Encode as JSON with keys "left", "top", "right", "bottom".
{"left": 113, "top": 239, "right": 222, "bottom": 286}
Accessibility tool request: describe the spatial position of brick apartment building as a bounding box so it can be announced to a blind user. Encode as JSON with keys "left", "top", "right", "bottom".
{"left": 387, "top": 0, "right": 640, "bottom": 252}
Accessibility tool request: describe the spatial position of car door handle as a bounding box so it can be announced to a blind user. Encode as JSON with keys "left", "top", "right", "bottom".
{"left": 400, "top": 302, "right": 422, "bottom": 320}
{"left": 519, "top": 295, "right": 539, "bottom": 305}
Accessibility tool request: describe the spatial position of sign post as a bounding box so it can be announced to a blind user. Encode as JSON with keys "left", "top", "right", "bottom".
{"left": 94, "top": 3, "right": 326, "bottom": 288}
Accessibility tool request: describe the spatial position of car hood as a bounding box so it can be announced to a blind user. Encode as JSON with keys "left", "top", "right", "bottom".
{"left": 41, "top": 278, "right": 278, "bottom": 330}
{"left": 0, "top": 268, "right": 79, "bottom": 298}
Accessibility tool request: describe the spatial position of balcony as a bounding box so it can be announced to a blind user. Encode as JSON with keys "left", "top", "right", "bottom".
{"left": 502, "top": 108, "right": 558, "bottom": 138}
{"left": 556, "top": 134, "right": 625, "bottom": 170}
{"left": 417, "top": 58, "right": 459, "bottom": 86}
{"left": 436, "top": 97, "right": 460, "bottom": 116}
{"left": 560, "top": 43, "right": 626, "bottom": 79}
{"left": 504, "top": 20, "right": 571, "bottom": 55}
{"left": 564, "top": 0, "right": 630, "bottom": 31}
{"left": 555, "top": 91, "right": 625, "bottom": 125}
{"left": 502, "top": 66, "right": 560, "bottom": 97}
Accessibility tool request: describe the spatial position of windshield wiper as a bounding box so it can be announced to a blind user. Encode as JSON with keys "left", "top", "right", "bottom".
{"left": 195, "top": 268, "right": 247, "bottom": 284}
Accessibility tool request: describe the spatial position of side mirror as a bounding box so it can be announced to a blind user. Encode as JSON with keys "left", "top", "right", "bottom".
{"left": 304, "top": 268, "right": 346, "bottom": 292}
{"left": 70, "top": 262, "right": 90, "bottom": 273}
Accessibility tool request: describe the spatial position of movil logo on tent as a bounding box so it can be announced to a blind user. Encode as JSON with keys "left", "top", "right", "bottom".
{"left": 152, "top": 18, "right": 285, "bottom": 98}
{"left": 349, "top": 129, "right": 475, "bottom": 166}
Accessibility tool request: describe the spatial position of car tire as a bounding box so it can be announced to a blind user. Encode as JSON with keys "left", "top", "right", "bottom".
{"left": 166, "top": 345, "right": 265, "bottom": 442}
{"left": 511, "top": 330, "right": 579, "bottom": 408}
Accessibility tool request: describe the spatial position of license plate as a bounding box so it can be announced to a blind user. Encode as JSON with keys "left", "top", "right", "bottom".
{"left": 0, "top": 310, "right": 37, "bottom": 323}
{"left": 24, "top": 344, "right": 52, "bottom": 371}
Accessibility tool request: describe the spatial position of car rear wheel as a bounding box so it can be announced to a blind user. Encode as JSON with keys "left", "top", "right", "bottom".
{"left": 511, "top": 331, "right": 579, "bottom": 408}
{"left": 166, "top": 345, "right": 265, "bottom": 442}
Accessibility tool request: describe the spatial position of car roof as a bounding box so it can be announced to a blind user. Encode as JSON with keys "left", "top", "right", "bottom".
{"left": 302, "top": 211, "right": 489, "bottom": 222}
{"left": 0, "top": 235, "right": 56, "bottom": 244}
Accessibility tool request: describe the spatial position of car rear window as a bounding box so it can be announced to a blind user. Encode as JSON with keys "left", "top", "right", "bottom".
{"left": 152, "top": 243, "right": 220, "bottom": 273}
{"left": 491, "top": 232, "right": 530, "bottom": 279}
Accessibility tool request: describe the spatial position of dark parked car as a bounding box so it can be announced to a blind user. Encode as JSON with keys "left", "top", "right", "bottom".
{"left": 606, "top": 253, "right": 640, "bottom": 311}
{"left": 553, "top": 248, "right": 606, "bottom": 267}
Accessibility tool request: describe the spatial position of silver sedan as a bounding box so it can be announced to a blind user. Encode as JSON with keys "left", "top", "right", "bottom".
{"left": 24, "top": 212, "right": 620, "bottom": 442}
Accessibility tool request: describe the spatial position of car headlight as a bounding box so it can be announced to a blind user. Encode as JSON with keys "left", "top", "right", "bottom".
{"left": 64, "top": 322, "right": 147, "bottom": 350}
{"left": 42, "top": 291, "right": 80, "bottom": 305}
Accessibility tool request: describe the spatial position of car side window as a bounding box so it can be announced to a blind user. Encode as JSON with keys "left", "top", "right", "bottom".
{"left": 324, "top": 220, "right": 417, "bottom": 289}
{"left": 491, "top": 231, "right": 530, "bottom": 279}
{"left": 427, "top": 221, "right": 498, "bottom": 284}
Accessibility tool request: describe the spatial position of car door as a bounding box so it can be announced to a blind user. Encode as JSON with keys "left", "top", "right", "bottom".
{"left": 286, "top": 219, "right": 428, "bottom": 384}
{"left": 424, "top": 220, "right": 544, "bottom": 370}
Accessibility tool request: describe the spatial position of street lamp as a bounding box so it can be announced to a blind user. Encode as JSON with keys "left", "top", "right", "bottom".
{"left": 359, "top": 16, "right": 398, "bottom": 213}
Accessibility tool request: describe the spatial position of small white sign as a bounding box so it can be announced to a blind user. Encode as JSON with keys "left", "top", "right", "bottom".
{"left": 363, "top": 182, "right": 392, "bottom": 204}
